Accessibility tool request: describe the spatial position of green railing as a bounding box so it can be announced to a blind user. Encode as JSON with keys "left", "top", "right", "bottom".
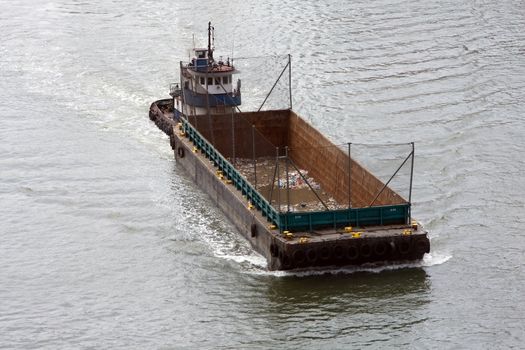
{"left": 182, "top": 119, "right": 282, "bottom": 226}
{"left": 279, "top": 204, "right": 409, "bottom": 232}
{"left": 181, "top": 119, "right": 410, "bottom": 232}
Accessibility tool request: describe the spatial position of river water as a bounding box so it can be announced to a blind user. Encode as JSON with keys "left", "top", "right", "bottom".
{"left": 1, "top": 0, "right": 524, "bottom": 349}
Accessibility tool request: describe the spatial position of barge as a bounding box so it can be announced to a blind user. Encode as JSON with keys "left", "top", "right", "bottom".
{"left": 148, "top": 23, "right": 430, "bottom": 270}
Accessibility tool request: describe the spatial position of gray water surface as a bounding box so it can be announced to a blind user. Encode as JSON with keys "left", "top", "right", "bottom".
{"left": 1, "top": 0, "right": 524, "bottom": 349}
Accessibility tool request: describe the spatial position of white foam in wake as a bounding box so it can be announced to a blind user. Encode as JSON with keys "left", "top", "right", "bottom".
{"left": 421, "top": 252, "right": 452, "bottom": 267}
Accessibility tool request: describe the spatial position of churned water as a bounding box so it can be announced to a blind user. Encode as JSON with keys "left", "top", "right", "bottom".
{"left": 1, "top": 0, "right": 524, "bottom": 348}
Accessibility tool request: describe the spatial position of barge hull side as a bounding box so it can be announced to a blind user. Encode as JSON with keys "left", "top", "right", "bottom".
{"left": 170, "top": 127, "right": 282, "bottom": 269}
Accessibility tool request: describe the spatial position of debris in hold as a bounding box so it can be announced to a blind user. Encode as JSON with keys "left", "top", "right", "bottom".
{"left": 234, "top": 158, "right": 345, "bottom": 212}
{"left": 234, "top": 159, "right": 321, "bottom": 189}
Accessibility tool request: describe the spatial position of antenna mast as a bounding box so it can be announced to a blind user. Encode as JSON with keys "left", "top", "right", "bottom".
{"left": 208, "top": 21, "right": 214, "bottom": 61}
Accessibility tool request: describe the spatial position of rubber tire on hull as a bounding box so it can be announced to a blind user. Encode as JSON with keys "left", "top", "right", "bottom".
{"left": 170, "top": 134, "right": 176, "bottom": 150}
{"left": 177, "top": 147, "right": 185, "bottom": 158}
{"left": 333, "top": 245, "right": 345, "bottom": 260}
{"left": 270, "top": 244, "right": 279, "bottom": 258}
{"left": 398, "top": 240, "right": 411, "bottom": 255}
{"left": 374, "top": 241, "right": 388, "bottom": 257}
{"left": 360, "top": 243, "right": 372, "bottom": 258}
{"left": 415, "top": 239, "right": 430, "bottom": 255}
{"left": 319, "top": 246, "right": 331, "bottom": 261}
{"left": 347, "top": 245, "right": 359, "bottom": 261}
{"left": 292, "top": 250, "right": 306, "bottom": 266}
{"left": 306, "top": 249, "right": 318, "bottom": 265}
{"left": 280, "top": 253, "right": 292, "bottom": 269}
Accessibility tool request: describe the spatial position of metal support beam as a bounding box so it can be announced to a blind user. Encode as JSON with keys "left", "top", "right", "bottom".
{"left": 257, "top": 60, "right": 290, "bottom": 112}
{"left": 252, "top": 125, "right": 257, "bottom": 189}
{"left": 409, "top": 142, "right": 415, "bottom": 224}
{"left": 285, "top": 146, "right": 290, "bottom": 212}
{"left": 288, "top": 54, "right": 292, "bottom": 110}
{"left": 368, "top": 149, "right": 414, "bottom": 207}
{"left": 348, "top": 142, "right": 352, "bottom": 209}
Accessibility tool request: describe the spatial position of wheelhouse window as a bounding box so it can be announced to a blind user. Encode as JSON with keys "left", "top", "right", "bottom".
{"left": 223, "top": 76, "right": 230, "bottom": 84}
{"left": 200, "top": 77, "right": 205, "bottom": 85}
{"left": 215, "top": 77, "right": 221, "bottom": 85}
{"left": 207, "top": 77, "right": 213, "bottom": 86}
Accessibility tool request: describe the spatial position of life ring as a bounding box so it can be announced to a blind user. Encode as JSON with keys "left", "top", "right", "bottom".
{"left": 306, "top": 249, "right": 318, "bottom": 264}
{"left": 373, "top": 241, "right": 388, "bottom": 257}
{"left": 333, "top": 245, "right": 345, "bottom": 260}
{"left": 347, "top": 245, "right": 359, "bottom": 260}
{"left": 250, "top": 223, "right": 257, "bottom": 238}
{"left": 177, "top": 146, "right": 185, "bottom": 158}
{"left": 292, "top": 250, "right": 306, "bottom": 266}
{"left": 360, "top": 243, "right": 372, "bottom": 258}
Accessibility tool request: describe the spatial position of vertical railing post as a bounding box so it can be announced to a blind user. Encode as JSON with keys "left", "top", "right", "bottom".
{"left": 348, "top": 142, "right": 352, "bottom": 209}
{"left": 179, "top": 61, "right": 186, "bottom": 120}
{"left": 288, "top": 54, "right": 292, "bottom": 110}
{"left": 409, "top": 142, "right": 415, "bottom": 224}
{"left": 252, "top": 125, "right": 257, "bottom": 189}
{"left": 231, "top": 111, "right": 236, "bottom": 167}
{"left": 285, "top": 146, "right": 290, "bottom": 213}
{"left": 276, "top": 147, "right": 281, "bottom": 214}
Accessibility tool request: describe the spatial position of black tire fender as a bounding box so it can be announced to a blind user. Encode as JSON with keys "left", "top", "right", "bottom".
{"left": 333, "top": 245, "right": 345, "bottom": 260}
{"left": 270, "top": 244, "right": 279, "bottom": 257}
{"left": 279, "top": 252, "right": 292, "bottom": 269}
{"left": 415, "top": 239, "right": 430, "bottom": 255}
{"left": 398, "top": 240, "right": 411, "bottom": 255}
{"left": 177, "top": 146, "right": 185, "bottom": 158}
{"left": 347, "top": 245, "right": 359, "bottom": 260}
{"left": 319, "top": 246, "right": 331, "bottom": 260}
{"left": 306, "top": 249, "right": 318, "bottom": 264}
{"left": 374, "top": 241, "right": 388, "bottom": 256}
{"left": 292, "top": 250, "right": 306, "bottom": 265}
{"left": 360, "top": 243, "right": 372, "bottom": 258}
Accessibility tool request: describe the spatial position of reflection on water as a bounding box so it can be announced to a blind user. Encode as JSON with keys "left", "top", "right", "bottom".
{"left": 237, "top": 269, "right": 431, "bottom": 346}
{"left": 263, "top": 268, "right": 429, "bottom": 307}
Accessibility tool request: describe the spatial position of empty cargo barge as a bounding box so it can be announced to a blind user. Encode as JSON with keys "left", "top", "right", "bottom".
{"left": 148, "top": 22, "right": 430, "bottom": 270}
